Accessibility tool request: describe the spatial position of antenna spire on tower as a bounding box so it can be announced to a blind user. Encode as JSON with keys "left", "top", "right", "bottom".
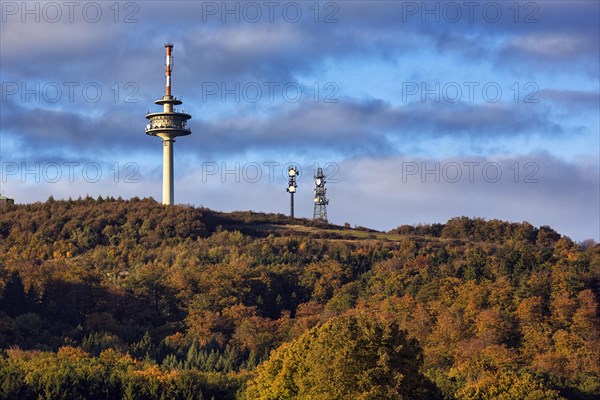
{"left": 164, "top": 43, "right": 173, "bottom": 97}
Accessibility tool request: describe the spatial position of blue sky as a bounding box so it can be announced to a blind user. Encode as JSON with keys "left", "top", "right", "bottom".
{"left": 1, "top": 1, "right": 599, "bottom": 241}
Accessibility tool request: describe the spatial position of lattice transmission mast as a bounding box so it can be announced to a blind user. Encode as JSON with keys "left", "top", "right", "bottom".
{"left": 313, "top": 167, "right": 329, "bottom": 222}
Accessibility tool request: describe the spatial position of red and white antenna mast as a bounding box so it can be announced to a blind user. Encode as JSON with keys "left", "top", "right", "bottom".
{"left": 165, "top": 43, "right": 173, "bottom": 97}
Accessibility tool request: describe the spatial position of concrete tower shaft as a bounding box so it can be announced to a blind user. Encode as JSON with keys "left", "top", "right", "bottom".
{"left": 145, "top": 44, "right": 192, "bottom": 205}
{"left": 163, "top": 139, "right": 174, "bottom": 205}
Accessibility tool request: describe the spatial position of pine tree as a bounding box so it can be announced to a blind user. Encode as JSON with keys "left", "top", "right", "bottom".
{"left": 0, "top": 272, "right": 28, "bottom": 317}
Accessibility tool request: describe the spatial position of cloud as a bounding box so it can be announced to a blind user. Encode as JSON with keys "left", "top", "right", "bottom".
{"left": 504, "top": 32, "right": 592, "bottom": 59}
{"left": 4, "top": 153, "right": 596, "bottom": 241}
{"left": 1, "top": 93, "right": 572, "bottom": 163}
{"left": 174, "top": 97, "right": 567, "bottom": 159}
{"left": 329, "top": 153, "right": 599, "bottom": 241}
{"left": 539, "top": 89, "right": 600, "bottom": 112}
{"left": 1, "top": 103, "right": 150, "bottom": 156}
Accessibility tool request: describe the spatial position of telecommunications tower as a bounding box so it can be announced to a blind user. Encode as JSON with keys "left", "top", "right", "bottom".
{"left": 313, "top": 167, "right": 328, "bottom": 222}
{"left": 145, "top": 43, "right": 192, "bottom": 205}
{"left": 286, "top": 166, "right": 298, "bottom": 218}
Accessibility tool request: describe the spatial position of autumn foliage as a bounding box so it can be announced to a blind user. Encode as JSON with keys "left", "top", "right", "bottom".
{"left": 0, "top": 198, "right": 598, "bottom": 399}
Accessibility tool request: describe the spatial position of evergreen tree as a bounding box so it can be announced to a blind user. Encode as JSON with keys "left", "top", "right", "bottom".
{"left": 0, "top": 272, "right": 28, "bottom": 317}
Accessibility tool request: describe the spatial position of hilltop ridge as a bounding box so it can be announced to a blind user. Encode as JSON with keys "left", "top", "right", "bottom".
{"left": 0, "top": 196, "right": 568, "bottom": 244}
{"left": 0, "top": 197, "right": 598, "bottom": 399}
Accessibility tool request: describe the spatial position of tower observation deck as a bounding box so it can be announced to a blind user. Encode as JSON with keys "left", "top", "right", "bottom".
{"left": 145, "top": 43, "right": 192, "bottom": 205}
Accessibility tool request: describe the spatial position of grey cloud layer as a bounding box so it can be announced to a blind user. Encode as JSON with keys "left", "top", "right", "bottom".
{"left": 2, "top": 2, "right": 597, "bottom": 84}
{"left": 0, "top": 94, "right": 584, "bottom": 160}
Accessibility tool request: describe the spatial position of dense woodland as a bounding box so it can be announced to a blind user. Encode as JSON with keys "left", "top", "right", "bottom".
{"left": 0, "top": 197, "right": 598, "bottom": 399}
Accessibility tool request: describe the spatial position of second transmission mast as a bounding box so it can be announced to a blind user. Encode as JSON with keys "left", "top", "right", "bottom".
{"left": 313, "top": 167, "right": 329, "bottom": 222}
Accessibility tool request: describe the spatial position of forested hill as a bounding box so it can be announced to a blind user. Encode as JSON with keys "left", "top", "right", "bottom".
{"left": 0, "top": 197, "right": 598, "bottom": 399}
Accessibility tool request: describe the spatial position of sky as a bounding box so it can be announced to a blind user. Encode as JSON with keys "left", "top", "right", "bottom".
{"left": 1, "top": 0, "right": 599, "bottom": 241}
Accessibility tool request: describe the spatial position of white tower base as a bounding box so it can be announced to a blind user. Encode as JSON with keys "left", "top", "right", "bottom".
{"left": 162, "top": 138, "right": 174, "bottom": 205}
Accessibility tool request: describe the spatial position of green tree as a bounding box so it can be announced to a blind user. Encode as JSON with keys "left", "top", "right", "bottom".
{"left": 243, "top": 314, "right": 441, "bottom": 399}
{"left": 455, "top": 369, "right": 562, "bottom": 400}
